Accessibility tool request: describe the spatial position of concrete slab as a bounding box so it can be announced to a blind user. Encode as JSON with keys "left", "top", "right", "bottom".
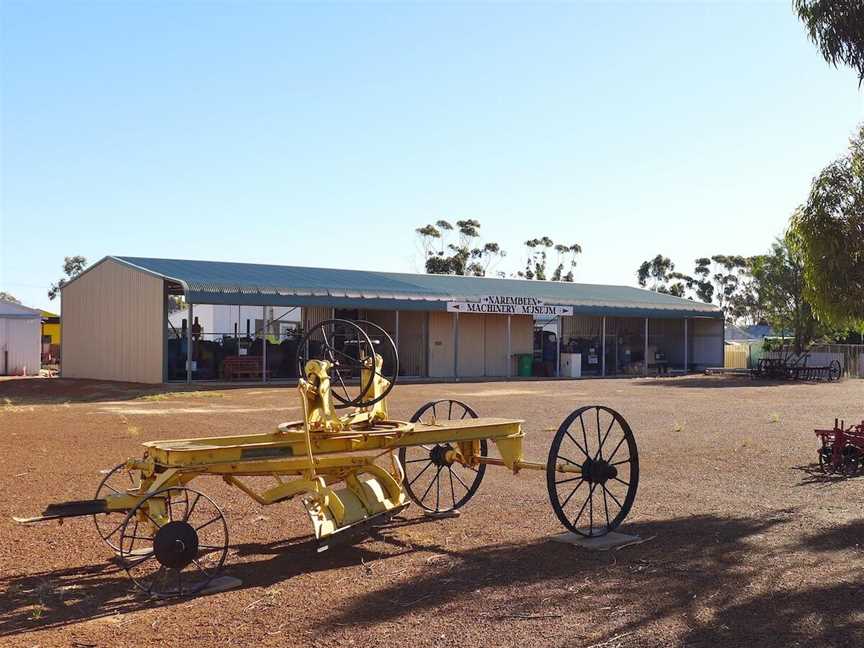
{"left": 423, "top": 508, "right": 461, "bottom": 519}
{"left": 549, "top": 531, "right": 641, "bottom": 551}
{"left": 200, "top": 575, "right": 243, "bottom": 595}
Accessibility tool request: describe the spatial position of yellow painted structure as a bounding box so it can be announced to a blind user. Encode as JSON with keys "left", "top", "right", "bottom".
{"left": 40, "top": 310, "right": 61, "bottom": 345}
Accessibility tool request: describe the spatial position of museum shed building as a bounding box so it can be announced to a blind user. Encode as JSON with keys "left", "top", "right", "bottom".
{"left": 59, "top": 256, "right": 724, "bottom": 384}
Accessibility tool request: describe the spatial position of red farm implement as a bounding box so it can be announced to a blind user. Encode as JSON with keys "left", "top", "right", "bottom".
{"left": 815, "top": 419, "right": 864, "bottom": 475}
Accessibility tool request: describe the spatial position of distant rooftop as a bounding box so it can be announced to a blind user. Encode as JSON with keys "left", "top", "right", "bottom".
{"left": 69, "top": 256, "right": 724, "bottom": 319}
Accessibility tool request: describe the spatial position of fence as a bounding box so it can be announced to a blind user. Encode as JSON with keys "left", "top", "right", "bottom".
{"left": 724, "top": 345, "right": 749, "bottom": 369}
{"left": 762, "top": 344, "right": 864, "bottom": 378}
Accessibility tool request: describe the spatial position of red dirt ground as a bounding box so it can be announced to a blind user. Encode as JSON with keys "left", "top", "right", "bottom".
{"left": 2, "top": 375, "right": 864, "bottom": 647}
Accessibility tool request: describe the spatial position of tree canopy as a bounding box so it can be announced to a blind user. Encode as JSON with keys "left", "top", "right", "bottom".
{"left": 795, "top": 0, "right": 864, "bottom": 83}
{"left": 415, "top": 221, "right": 504, "bottom": 276}
{"left": 0, "top": 291, "right": 21, "bottom": 304}
{"left": 48, "top": 255, "right": 88, "bottom": 300}
{"left": 789, "top": 126, "right": 864, "bottom": 329}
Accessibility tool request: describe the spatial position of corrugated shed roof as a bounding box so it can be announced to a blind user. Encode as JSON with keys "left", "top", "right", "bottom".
{"left": 92, "top": 256, "right": 722, "bottom": 318}
{"left": 0, "top": 299, "right": 42, "bottom": 318}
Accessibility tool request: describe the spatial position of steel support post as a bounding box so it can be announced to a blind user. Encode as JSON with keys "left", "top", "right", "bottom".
{"left": 395, "top": 310, "right": 400, "bottom": 358}
{"left": 186, "top": 302, "right": 193, "bottom": 384}
{"left": 644, "top": 317, "right": 649, "bottom": 376}
{"left": 601, "top": 316, "right": 606, "bottom": 377}
{"left": 454, "top": 311, "right": 459, "bottom": 379}
{"left": 507, "top": 315, "right": 512, "bottom": 378}
{"left": 556, "top": 316, "right": 561, "bottom": 377}
{"left": 262, "top": 306, "right": 267, "bottom": 383}
{"left": 684, "top": 318, "right": 688, "bottom": 373}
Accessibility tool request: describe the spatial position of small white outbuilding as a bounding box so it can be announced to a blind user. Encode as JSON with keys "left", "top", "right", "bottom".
{"left": 0, "top": 299, "right": 42, "bottom": 376}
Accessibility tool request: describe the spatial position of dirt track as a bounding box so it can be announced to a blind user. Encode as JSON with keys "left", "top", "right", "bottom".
{"left": 2, "top": 375, "right": 864, "bottom": 647}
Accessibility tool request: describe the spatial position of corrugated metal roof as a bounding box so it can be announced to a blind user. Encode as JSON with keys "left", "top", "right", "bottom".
{"left": 100, "top": 256, "right": 723, "bottom": 319}
{"left": 0, "top": 299, "right": 42, "bottom": 319}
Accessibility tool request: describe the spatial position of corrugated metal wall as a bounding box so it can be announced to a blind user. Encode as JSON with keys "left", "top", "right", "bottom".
{"left": 690, "top": 318, "right": 723, "bottom": 368}
{"left": 428, "top": 311, "right": 455, "bottom": 377}
{"left": 0, "top": 317, "right": 41, "bottom": 375}
{"left": 61, "top": 259, "right": 164, "bottom": 383}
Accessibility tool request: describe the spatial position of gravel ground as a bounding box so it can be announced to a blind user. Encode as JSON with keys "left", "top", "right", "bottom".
{"left": 1, "top": 375, "right": 864, "bottom": 647}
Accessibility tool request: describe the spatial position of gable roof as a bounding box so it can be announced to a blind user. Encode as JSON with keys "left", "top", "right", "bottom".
{"left": 0, "top": 299, "right": 42, "bottom": 318}
{"left": 68, "top": 256, "right": 724, "bottom": 319}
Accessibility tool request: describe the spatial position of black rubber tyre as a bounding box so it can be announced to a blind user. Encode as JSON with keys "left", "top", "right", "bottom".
{"left": 547, "top": 405, "right": 639, "bottom": 537}
{"left": 399, "top": 400, "right": 487, "bottom": 513}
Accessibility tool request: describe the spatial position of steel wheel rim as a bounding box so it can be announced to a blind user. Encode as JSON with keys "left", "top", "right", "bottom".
{"left": 93, "top": 463, "right": 139, "bottom": 554}
{"left": 399, "top": 399, "right": 486, "bottom": 513}
{"left": 118, "top": 487, "right": 229, "bottom": 598}
{"left": 546, "top": 405, "right": 639, "bottom": 537}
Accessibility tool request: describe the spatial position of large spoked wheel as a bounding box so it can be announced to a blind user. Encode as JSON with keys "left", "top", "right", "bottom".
{"left": 399, "top": 400, "right": 487, "bottom": 513}
{"left": 118, "top": 487, "right": 229, "bottom": 598}
{"left": 547, "top": 405, "right": 639, "bottom": 537}
{"left": 93, "top": 463, "right": 140, "bottom": 554}
{"left": 296, "top": 319, "right": 398, "bottom": 409}
{"left": 829, "top": 360, "right": 842, "bottom": 381}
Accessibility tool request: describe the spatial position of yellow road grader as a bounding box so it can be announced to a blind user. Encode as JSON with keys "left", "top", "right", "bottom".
{"left": 16, "top": 319, "right": 639, "bottom": 598}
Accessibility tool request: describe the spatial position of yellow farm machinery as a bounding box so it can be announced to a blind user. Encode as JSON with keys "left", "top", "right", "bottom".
{"left": 16, "top": 319, "right": 639, "bottom": 598}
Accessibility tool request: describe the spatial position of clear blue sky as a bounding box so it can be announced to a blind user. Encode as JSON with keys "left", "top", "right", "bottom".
{"left": 1, "top": 1, "right": 861, "bottom": 311}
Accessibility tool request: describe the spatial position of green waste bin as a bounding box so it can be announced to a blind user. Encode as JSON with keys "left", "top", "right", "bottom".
{"left": 517, "top": 353, "right": 533, "bottom": 377}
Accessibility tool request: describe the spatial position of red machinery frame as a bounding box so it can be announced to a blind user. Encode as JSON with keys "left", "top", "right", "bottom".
{"left": 815, "top": 419, "right": 864, "bottom": 475}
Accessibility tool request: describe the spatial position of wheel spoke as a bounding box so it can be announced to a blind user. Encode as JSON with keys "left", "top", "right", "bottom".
{"left": 126, "top": 552, "right": 156, "bottom": 570}
{"left": 579, "top": 413, "right": 589, "bottom": 456}
{"left": 558, "top": 455, "right": 581, "bottom": 467}
{"left": 603, "top": 484, "right": 623, "bottom": 509}
{"left": 195, "top": 516, "right": 221, "bottom": 532}
{"left": 449, "top": 467, "right": 471, "bottom": 491}
{"left": 560, "top": 479, "right": 585, "bottom": 508}
{"left": 564, "top": 430, "right": 591, "bottom": 459}
{"left": 555, "top": 476, "right": 581, "bottom": 485}
{"left": 184, "top": 493, "right": 202, "bottom": 521}
{"left": 420, "top": 466, "right": 441, "bottom": 502}
{"left": 448, "top": 400, "right": 453, "bottom": 419}
{"left": 572, "top": 483, "right": 597, "bottom": 526}
{"left": 594, "top": 416, "right": 616, "bottom": 461}
{"left": 611, "top": 476, "right": 629, "bottom": 487}
{"left": 448, "top": 467, "right": 456, "bottom": 507}
{"left": 408, "top": 461, "right": 434, "bottom": 486}
{"left": 601, "top": 484, "right": 610, "bottom": 527}
{"left": 605, "top": 436, "right": 628, "bottom": 464}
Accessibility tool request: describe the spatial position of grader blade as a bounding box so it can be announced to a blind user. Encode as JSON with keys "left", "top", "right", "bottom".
{"left": 314, "top": 503, "right": 409, "bottom": 553}
{"left": 14, "top": 498, "right": 107, "bottom": 524}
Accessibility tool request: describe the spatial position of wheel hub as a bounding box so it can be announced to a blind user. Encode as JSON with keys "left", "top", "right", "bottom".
{"left": 581, "top": 458, "right": 617, "bottom": 484}
{"left": 429, "top": 444, "right": 453, "bottom": 467}
{"left": 153, "top": 521, "right": 199, "bottom": 569}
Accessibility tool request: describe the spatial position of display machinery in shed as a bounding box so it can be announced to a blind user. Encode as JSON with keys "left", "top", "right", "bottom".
{"left": 15, "top": 319, "right": 640, "bottom": 598}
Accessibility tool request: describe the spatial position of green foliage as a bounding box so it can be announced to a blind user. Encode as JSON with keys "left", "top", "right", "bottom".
{"left": 789, "top": 126, "right": 864, "bottom": 329}
{"left": 0, "top": 292, "right": 21, "bottom": 304}
{"left": 48, "top": 255, "right": 88, "bottom": 300}
{"left": 636, "top": 254, "right": 761, "bottom": 325}
{"left": 795, "top": 0, "right": 864, "bottom": 83}
{"left": 518, "top": 237, "right": 581, "bottom": 281}
{"left": 750, "top": 234, "right": 819, "bottom": 353}
{"left": 415, "top": 220, "right": 504, "bottom": 276}
{"left": 636, "top": 255, "right": 689, "bottom": 297}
